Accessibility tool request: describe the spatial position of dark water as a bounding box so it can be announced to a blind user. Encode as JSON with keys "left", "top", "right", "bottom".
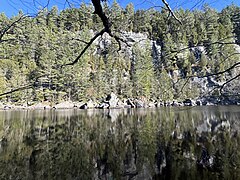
{"left": 0, "top": 106, "right": 240, "bottom": 180}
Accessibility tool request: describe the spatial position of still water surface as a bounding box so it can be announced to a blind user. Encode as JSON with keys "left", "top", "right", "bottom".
{"left": 0, "top": 106, "right": 240, "bottom": 179}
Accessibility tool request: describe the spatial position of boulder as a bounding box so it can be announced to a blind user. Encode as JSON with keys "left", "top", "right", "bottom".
{"left": 14, "top": 104, "right": 28, "bottom": 109}
{"left": 171, "top": 101, "right": 179, "bottom": 106}
{"left": 79, "top": 103, "right": 88, "bottom": 109}
{"left": 127, "top": 98, "right": 135, "bottom": 108}
{"left": 117, "top": 100, "right": 126, "bottom": 108}
{"left": 99, "top": 102, "right": 109, "bottom": 109}
{"left": 4, "top": 105, "right": 12, "bottom": 110}
{"left": 148, "top": 101, "right": 156, "bottom": 108}
{"left": 134, "top": 99, "right": 145, "bottom": 108}
{"left": 156, "top": 101, "right": 164, "bottom": 107}
{"left": 73, "top": 102, "right": 86, "bottom": 108}
{"left": 0, "top": 102, "right": 4, "bottom": 109}
{"left": 164, "top": 101, "right": 171, "bottom": 106}
{"left": 106, "top": 92, "right": 119, "bottom": 108}
{"left": 124, "top": 105, "right": 132, "bottom": 108}
{"left": 178, "top": 102, "right": 184, "bottom": 106}
{"left": 30, "top": 102, "right": 51, "bottom": 109}
{"left": 80, "top": 100, "right": 96, "bottom": 109}
{"left": 196, "top": 100, "right": 202, "bottom": 106}
{"left": 53, "top": 101, "right": 74, "bottom": 109}
{"left": 183, "top": 99, "right": 193, "bottom": 106}
{"left": 202, "top": 101, "right": 208, "bottom": 106}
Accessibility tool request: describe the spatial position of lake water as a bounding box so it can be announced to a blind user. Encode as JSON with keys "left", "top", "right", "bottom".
{"left": 0, "top": 106, "right": 240, "bottom": 179}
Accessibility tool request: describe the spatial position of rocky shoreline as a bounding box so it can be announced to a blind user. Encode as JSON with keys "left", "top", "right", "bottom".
{"left": 0, "top": 93, "right": 239, "bottom": 110}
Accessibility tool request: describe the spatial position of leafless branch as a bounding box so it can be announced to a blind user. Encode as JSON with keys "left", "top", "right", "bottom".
{"left": 146, "top": 6, "right": 165, "bottom": 11}
{"left": 0, "top": 85, "right": 33, "bottom": 97}
{"left": 65, "top": 0, "right": 130, "bottom": 66}
{"left": 194, "top": 62, "right": 240, "bottom": 78}
{"left": 0, "top": 15, "right": 26, "bottom": 42}
{"left": 65, "top": 28, "right": 105, "bottom": 66}
{"left": 71, "top": 38, "right": 88, "bottom": 44}
{"left": 217, "top": 52, "right": 240, "bottom": 66}
{"left": 179, "top": 77, "right": 190, "bottom": 94}
{"left": 219, "top": 74, "right": 240, "bottom": 94}
{"left": 170, "top": 36, "right": 238, "bottom": 55}
{"left": 0, "top": 39, "right": 16, "bottom": 43}
{"left": 162, "top": 0, "right": 182, "bottom": 24}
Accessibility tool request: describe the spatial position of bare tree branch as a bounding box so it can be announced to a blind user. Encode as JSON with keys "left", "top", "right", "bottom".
{"left": 65, "top": 28, "right": 105, "bottom": 66}
{"left": 71, "top": 38, "right": 88, "bottom": 44}
{"left": 65, "top": 0, "right": 130, "bottom": 66}
{"left": 0, "top": 73, "right": 60, "bottom": 97}
{"left": 194, "top": 62, "right": 240, "bottom": 78}
{"left": 217, "top": 52, "right": 240, "bottom": 66}
{"left": 0, "top": 14, "right": 26, "bottom": 43}
{"left": 219, "top": 74, "right": 240, "bottom": 94}
{"left": 161, "top": 0, "right": 182, "bottom": 24}
{"left": 108, "top": 32, "right": 131, "bottom": 52}
{"left": 0, "top": 39, "right": 16, "bottom": 43}
{"left": 170, "top": 36, "right": 238, "bottom": 55}
{"left": 0, "top": 85, "right": 33, "bottom": 97}
{"left": 179, "top": 77, "right": 190, "bottom": 94}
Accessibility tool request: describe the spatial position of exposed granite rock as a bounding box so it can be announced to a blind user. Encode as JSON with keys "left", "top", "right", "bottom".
{"left": 0, "top": 102, "right": 4, "bottom": 109}
{"left": 148, "top": 101, "right": 156, "bottom": 108}
{"left": 134, "top": 99, "right": 145, "bottom": 108}
{"left": 30, "top": 102, "right": 51, "bottom": 109}
{"left": 127, "top": 98, "right": 135, "bottom": 108}
{"left": 80, "top": 100, "right": 96, "bottom": 109}
{"left": 106, "top": 92, "right": 119, "bottom": 108}
{"left": 98, "top": 102, "right": 109, "bottom": 109}
{"left": 53, "top": 101, "right": 74, "bottom": 109}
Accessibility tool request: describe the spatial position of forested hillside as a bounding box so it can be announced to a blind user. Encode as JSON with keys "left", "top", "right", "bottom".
{"left": 0, "top": 2, "right": 239, "bottom": 104}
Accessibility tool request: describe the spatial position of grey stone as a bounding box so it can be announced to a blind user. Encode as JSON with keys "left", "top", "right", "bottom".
{"left": 107, "top": 92, "right": 119, "bottom": 108}
{"left": 53, "top": 101, "right": 74, "bottom": 109}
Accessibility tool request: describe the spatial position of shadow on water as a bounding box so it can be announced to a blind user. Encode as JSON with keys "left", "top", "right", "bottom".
{"left": 0, "top": 106, "right": 240, "bottom": 179}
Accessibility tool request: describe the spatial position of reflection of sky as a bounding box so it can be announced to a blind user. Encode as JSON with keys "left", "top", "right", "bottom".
{"left": 1, "top": 0, "right": 239, "bottom": 17}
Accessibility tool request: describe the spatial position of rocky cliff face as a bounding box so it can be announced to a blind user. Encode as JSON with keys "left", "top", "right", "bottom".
{"left": 93, "top": 31, "right": 240, "bottom": 104}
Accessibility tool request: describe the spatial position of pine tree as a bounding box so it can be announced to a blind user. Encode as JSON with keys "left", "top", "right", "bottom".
{"left": 203, "top": 5, "right": 219, "bottom": 59}
{"left": 157, "top": 69, "right": 174, "bottom": 102}
{"left": 125, "top": 3, "right": 134, "bottom": 32}
{"left": 132, "top": 42, "right": 155, "bottom": 99}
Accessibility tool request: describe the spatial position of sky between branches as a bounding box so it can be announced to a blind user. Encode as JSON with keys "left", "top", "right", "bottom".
{"left": 1, "top": 0, "right": 240, "bottom": 17}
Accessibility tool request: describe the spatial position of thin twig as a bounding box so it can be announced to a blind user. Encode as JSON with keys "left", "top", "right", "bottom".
{"left": 65, "top": 28, "right": 105, "bottom": 66}
{"left": 65, "top": 0, "right": 131, "bottom": 66}
{"left": 219, "top": 74, "right": 240, "bottom": 94}
{"left": 188, "top": 61, "right": 240, "bottom": 78}
{"left": 162, "top": 0, "right": 182, "bottom": 24}
{"left": 0, "top": 15, "right": 27, "bottom": 42}
{"left": 0, "top": 85, "right": 33, "bottom": 97}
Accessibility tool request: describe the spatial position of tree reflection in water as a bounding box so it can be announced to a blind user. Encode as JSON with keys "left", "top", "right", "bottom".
{"left": 0, "top": 106, "right": 240, "bottom": 179}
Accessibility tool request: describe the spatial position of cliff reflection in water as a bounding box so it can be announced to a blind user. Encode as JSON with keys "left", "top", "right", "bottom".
{"left": 0, "top": 106, "right": 240, "bottom": 179}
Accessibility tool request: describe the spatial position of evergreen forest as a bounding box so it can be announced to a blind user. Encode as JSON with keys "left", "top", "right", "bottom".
{"left": 0, "top": 1, "right": 240, "bottom": 105}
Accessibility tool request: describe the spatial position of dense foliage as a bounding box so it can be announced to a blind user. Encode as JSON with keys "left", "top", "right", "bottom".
{"left": 0, "top": 2, "right": 239, "bottom": 103}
